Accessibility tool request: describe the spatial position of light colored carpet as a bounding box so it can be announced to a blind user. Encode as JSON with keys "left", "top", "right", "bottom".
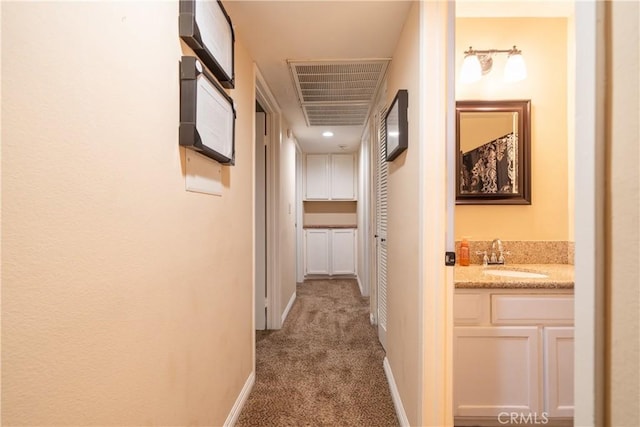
{"left": 237, "top": 279, "right": 399, "bottom": 427}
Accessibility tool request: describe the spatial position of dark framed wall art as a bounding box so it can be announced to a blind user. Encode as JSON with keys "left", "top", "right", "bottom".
{"left": 179, "top": 56, "right": 236, "bottom": 165}
{"left": 179, "top": 0, "right": 235, "bottom": 89}
{"left": 385, "top": 89, "right": 408, "bottom": 161}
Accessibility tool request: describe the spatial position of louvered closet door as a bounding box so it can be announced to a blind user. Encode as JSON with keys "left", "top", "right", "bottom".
{"left": 376, "top": 108, "right": 389, "bottom": 350}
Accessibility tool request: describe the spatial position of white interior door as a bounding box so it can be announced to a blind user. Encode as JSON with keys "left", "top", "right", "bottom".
{"left": 255, "top": 111, "right": 267, "bottom": 330}
{"left": 376, "top": 108, "right": 389, "bottom": 350}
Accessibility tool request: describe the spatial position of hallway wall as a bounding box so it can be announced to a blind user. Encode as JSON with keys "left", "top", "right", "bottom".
{"left": 384, "top": 3, "right": 421, "bottom": 425}
{"left": 608, "top": 1, "right": 640, "bottom": 424}
{"left": 1, "top": 2, "right": 254, "bottom": 424}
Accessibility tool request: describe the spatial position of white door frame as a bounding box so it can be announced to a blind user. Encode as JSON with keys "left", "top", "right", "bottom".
{"left": 573, "top": 1, "right": 606, "bottom": 425}
{"left": 440, "top": 1, "right": 606, "bottom": 425}
{"left": 256, "top": 65, "right": 283, "bottom": 329}
{"left": 254, "top": 110, "right": 267, "bottom": 330}
{"left": 357, "top": 125, "right": 371, "bottom": 297}
{"left": 367, "top": 117, "right": 378, "bottom": 323}
{"left": 295, "top": 142, "right": 304, "bottom": 284}
{"left": 418, "top": 2, "right": 454, "bottom": 425}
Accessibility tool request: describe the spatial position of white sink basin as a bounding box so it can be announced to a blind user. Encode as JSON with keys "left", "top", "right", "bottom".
{"left": 483, "top": 269, "right": 548, "bottom": 279}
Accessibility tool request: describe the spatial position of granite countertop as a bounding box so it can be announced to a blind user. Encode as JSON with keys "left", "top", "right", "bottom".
{"left": 303, "top": 225, "right": 357, "bottom": 229}
{"left": 454, "top": 264, "right": 574, "bottom": 289}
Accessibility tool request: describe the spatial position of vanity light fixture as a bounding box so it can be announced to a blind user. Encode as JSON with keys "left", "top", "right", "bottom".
{"left": 460, "top": 46, "right": 527, "bottom": 83}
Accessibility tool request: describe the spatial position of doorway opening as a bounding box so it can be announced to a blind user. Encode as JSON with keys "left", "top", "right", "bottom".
{"left": 452, "top": 9, "right": 577, "bottom": 426}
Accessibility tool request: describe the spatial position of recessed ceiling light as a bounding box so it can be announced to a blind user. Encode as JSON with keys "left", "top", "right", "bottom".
{"left": 322, "top": 131, "right": 334, "bottom": 137}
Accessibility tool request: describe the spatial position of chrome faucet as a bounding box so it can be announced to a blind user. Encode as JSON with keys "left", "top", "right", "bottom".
{"left": 488, "top": 238, "right": 507, "bottom": 265}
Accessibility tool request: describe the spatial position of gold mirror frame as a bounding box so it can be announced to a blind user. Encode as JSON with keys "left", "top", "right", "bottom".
{"left": 456, "top": 99, "right": 531, "bottom": 205}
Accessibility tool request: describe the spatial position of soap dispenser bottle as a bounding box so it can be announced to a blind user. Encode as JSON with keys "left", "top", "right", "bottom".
{"left": 459, "top": 238, "right": 470, "bottom": 266}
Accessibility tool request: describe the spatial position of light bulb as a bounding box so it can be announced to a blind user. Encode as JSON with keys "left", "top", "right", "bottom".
{"left": 460, "top": 54, "right": 482, "bottom": 84}
{"left": 504, "top": 53, "right": 527, "bottom": 82}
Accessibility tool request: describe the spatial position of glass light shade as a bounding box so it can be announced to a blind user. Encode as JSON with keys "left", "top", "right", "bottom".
{"left": 460, "top": 54, "right": 482, "bottom": 84}
{"left": 504, "top": 53, "right": 527, "bottom": 82}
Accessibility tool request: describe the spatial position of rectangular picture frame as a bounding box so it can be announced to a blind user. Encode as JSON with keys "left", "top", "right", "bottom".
{"left": 179, "top": 0, "right": 235, "bottom": 89}
{"left": 180, "top": 56, "right": 236, "bottom": 165}
{"left": 385, "top": 89, "right": 408, "bottom": 161}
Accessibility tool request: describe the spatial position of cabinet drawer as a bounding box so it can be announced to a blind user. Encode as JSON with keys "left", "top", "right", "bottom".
{"left": 454, "top": 293, "right": 490, "bottom": 325}
{"left": 491, "top": 295, "right": 574, "bottom": 325}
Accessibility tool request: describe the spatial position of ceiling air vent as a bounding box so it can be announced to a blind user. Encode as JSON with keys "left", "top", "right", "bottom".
{"left": 288, "top": 59, "right": 389, "bottom": 127}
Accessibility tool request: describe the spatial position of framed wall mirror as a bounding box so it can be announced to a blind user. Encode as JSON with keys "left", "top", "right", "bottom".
{"left": 456, "top": 99, "right": 531, "bottom": 205}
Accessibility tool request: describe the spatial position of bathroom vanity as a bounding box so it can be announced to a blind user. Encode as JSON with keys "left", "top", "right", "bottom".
{"left": 454, "top": 264, "right": 574, "bottom": 427}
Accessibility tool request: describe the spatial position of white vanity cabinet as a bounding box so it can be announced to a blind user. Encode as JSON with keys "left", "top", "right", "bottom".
{"left": 454, "top": 290, "right": 574, "bottom": 425}
{"left": 304, "top": 154, "right": 356, "bottom": 200}
{"left": 304, "top": 228, "right": 356, "bottom": 276}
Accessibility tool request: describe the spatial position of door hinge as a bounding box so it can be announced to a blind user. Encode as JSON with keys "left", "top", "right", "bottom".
{"left": 264, "top": 298, "right": 269, "bottom": 308}
{"left": 445, "top": 251, "right": 456, "bottom": 266}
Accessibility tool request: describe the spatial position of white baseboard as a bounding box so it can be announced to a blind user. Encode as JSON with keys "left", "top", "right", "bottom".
{"left": 357, "top": 275, "right": 364, "bottom": 294}
{"left": 356, "top": 275, "right": 370, "bottom": 297}
{"left": 281, "top": 291, "right": 296, "bottom": 325}
{"left": 224, "top": 371, "right": 255, "bottom": 426}
{"left": 383, "top": 357, "right": 410, "bottom": 427}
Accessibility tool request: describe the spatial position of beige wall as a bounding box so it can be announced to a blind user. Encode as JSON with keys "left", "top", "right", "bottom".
{"left": 1, "top": 2, "right": 253, "bottom": 424}
{"left": 455, "top": 18, "right": 570, "bottom": 241}
{"left": 608, "top": 1, "right": 640, "bottom": 425}
{"left": 384, "top": 3, "right": 421, "bottom": 424}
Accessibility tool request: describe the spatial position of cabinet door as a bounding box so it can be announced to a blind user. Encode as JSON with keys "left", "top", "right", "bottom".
{"left": 305, "top": 154, "right": 329, "bottom": 200}
{"left": 330, "top": 154, "right": 356, "bottom": 200}
{"left": 330, "top": 229, "right": 355, "bottom": 275}
{"left": 454, "top": 326, "right": 541, "bottom": 417}
{"left": 544, "top": 327, "right": 574, "bottom": 418}
{"left": 304, "top": 229, "right": 330, "bottom": 275}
